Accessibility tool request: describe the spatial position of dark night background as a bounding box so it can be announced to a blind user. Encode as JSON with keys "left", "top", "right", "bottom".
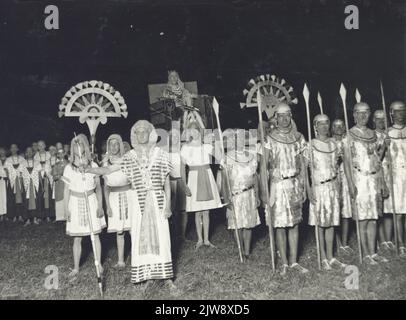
{"left": 0, "top": 0, "right": 405, "bottom": 150}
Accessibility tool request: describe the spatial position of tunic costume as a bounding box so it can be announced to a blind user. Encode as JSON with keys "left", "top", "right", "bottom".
{"left": 308, "top": 139, "right": 341, "bottom": 227}
{"left": 104, "top": 160, "right": 133, "bottom": 233}
{"left": 0, "top": 159, "right": 9, "bottom": 216}
{"left": 264, "top": 129, "right": 307, "bottom": 228}
{"left": 23, "top": 160, "right": 41, "bottom": 219}
{"left": 333, "top": 136, "right": 352, "bottom": 219}
{"left": 120, "top": 147, "right": 173, "bottom": 283}
{"left": 34, "top": 152, "right": 54, "bottom": 219}
{"left": 383, "top": 126, "right": 406, "bottom": 214}
{"left": 343, "top": 127, "right": 383, "bottom": 221}
{"left": 180, "top": 143, "right": 222, "bottom": 213}
{"left": 222, "top": 151, "right": 260, "bottom": 230}
{"left": 62, "top": 162, "right": 106, "bottom": 236}
{"left": 51, "top": 159, "right": 68, "bottom": 221}
{"left": 5, "top": 156, "right": 27, "bottom": 218}
{"left": 103, "top": 134, "right": 133, "bottom": 233}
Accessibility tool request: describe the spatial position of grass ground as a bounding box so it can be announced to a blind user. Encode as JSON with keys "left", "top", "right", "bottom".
{"left": 0, "top": 209, "right": 405, "bottom": 300}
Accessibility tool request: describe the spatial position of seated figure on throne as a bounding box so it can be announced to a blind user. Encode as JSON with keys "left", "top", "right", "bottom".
{"left": 162, "top": 70, "right": 205, "bottom": 130}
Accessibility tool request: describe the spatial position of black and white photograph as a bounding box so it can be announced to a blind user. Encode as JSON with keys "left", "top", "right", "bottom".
{"left": 0, "top": 0, "right": 406, "bottom": 306}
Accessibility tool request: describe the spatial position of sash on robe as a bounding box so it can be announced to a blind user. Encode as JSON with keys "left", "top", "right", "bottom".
{"left": 189, "top": 164, "right": 214, "bottom": 201}
{"left": 139, "top": 189, "right": 160, "bottom": 255}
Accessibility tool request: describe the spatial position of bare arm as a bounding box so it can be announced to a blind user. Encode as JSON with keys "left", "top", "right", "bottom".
{"left": 63, "top": 183, "right": 70, "bottom": 221}
{"left": 103, "top": 181, "right": 112, "bottom": 217}
{"left": 259, "top": 147, "right": 269, "bottom": 202}
{"left": 163, "top": 175, "right": 171, "bottom": 218}
{"left": 342, "top": 144, "right": 356, "bottom": 198}
{"left": 180, "top": 159, "right": 191, "bottom": 196}
{"left": 95, "top": 177, "right": 104, "bottom": 217}
{"left": 302, "top": 156, "right": 314, "bottom": 203}
{"left": 86, "top": 164, "right": 120, "bottom": 175}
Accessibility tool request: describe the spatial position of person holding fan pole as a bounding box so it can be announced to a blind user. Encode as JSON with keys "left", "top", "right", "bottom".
{"left": 62, "top": 134, "right": 106, "bottom": 290}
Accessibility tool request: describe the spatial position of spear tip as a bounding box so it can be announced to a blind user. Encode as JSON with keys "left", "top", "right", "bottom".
{"left": 339, "top": 83, "right": 347, "bottom": 99}
{"left": 317, "top": 91, "right": 323, "bottom": 114}
{"left": 355, "top": 88, "right": 362, "bottom": 103}
{"left": 303, "top": 83, "right": 309, "bottom": 101}
{"left": 212, "top": 96, "right": 219, "bottom": 115}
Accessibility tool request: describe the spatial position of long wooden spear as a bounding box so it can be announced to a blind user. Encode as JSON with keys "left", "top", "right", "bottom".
{"left": 212, "top": 98, "right": 244, "bottom": 263}
{"left": 339, "top": 84, "right": 363, "bottom": 264}
{"left": 379, "top": 80, "right": 399, "bottom": 255}
{"left": 303, "top": 84, "right": 322, "bottom": 270}
{"left": 74, "top": 133, "right": 104, "bottom": 297}
{"left": 256, "top": 91, "right": 276, "bottom": 272}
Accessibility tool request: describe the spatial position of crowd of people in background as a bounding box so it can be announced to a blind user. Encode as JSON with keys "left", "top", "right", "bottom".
{"left": 0, "top": 139, "right": 131, "bottom": 226}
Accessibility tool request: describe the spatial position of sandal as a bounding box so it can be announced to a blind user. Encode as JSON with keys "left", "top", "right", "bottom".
{"left": 290, "top": 263, "right": 309, "bottom": 274}
{"left": 195, "top": 241, "right": 203, "bottom": 251}
{"left": 280, "top": 264, "right": 289, "bottom": 276}
{"left": 379, "top": 242, "right": 390, "bottom": 251}
{"left": 113, "top": 262, "right": 126, "bottom": 269}
{"left": 322, "top": 259, "right": 332, "bottom": 271}
{"left": 68, "top": 268, "right": 79, "bottom": 278}
{"left": 364, "top": 255, "right": 378, "bottom": 265}
{"left": 329, "top": 258, "right": 347, "bottom": 269}
{"left": 203, "top": 241, "right": 216, "bottom": 248}
{"left": 371, "top": 253, "right": 388, "bottom": 263}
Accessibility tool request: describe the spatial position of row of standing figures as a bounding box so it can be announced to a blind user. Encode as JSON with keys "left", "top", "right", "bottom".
{"left": 1, "top": 100, "right": 405, "bottom": 294}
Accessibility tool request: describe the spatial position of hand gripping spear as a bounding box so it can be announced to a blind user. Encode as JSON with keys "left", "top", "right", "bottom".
{"left": 303, "top": 84, "right": 322, "bottom": 270}
{"left": 379, "top": 80, "right": 399, "bottom": 255}
{"left": 212, "top": 97, "right": 244, "bottom": 263}
{"left": 73, "top": 133, "right": 104, "bottom": 297}
{"left": 256, "top": 91, "right": 276, "bottom": 272}
{"left": 339, "top": 84, "right": 363, "bottom": 264}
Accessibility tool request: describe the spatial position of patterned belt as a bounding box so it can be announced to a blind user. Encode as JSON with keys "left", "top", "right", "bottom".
{"left": 280, "top": 173, "right": 299, "bottom": 180}
{"left": 354, "top": 167, "right": 378, "bottom": 176}
{"left": 108, "top": 184, "right": 131, "bottom": 193}
{"left": 232, "top": 185, "right": 254, "bottom": 196}
{"left": 70, "top": 189, "right": 95, "bottom": 198}
{"left": 318, "top": 176, "right": 337, "bottom": 185}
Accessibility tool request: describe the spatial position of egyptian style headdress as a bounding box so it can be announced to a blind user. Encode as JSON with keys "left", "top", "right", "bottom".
{"left": 130, "top": 120, "right": 158, "bottom": 148}
{"left": 70, "top": 133, "right": 91, "bottom": 164}
{"left": 106, "top": 134, "right": 124, "bottom": 158}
